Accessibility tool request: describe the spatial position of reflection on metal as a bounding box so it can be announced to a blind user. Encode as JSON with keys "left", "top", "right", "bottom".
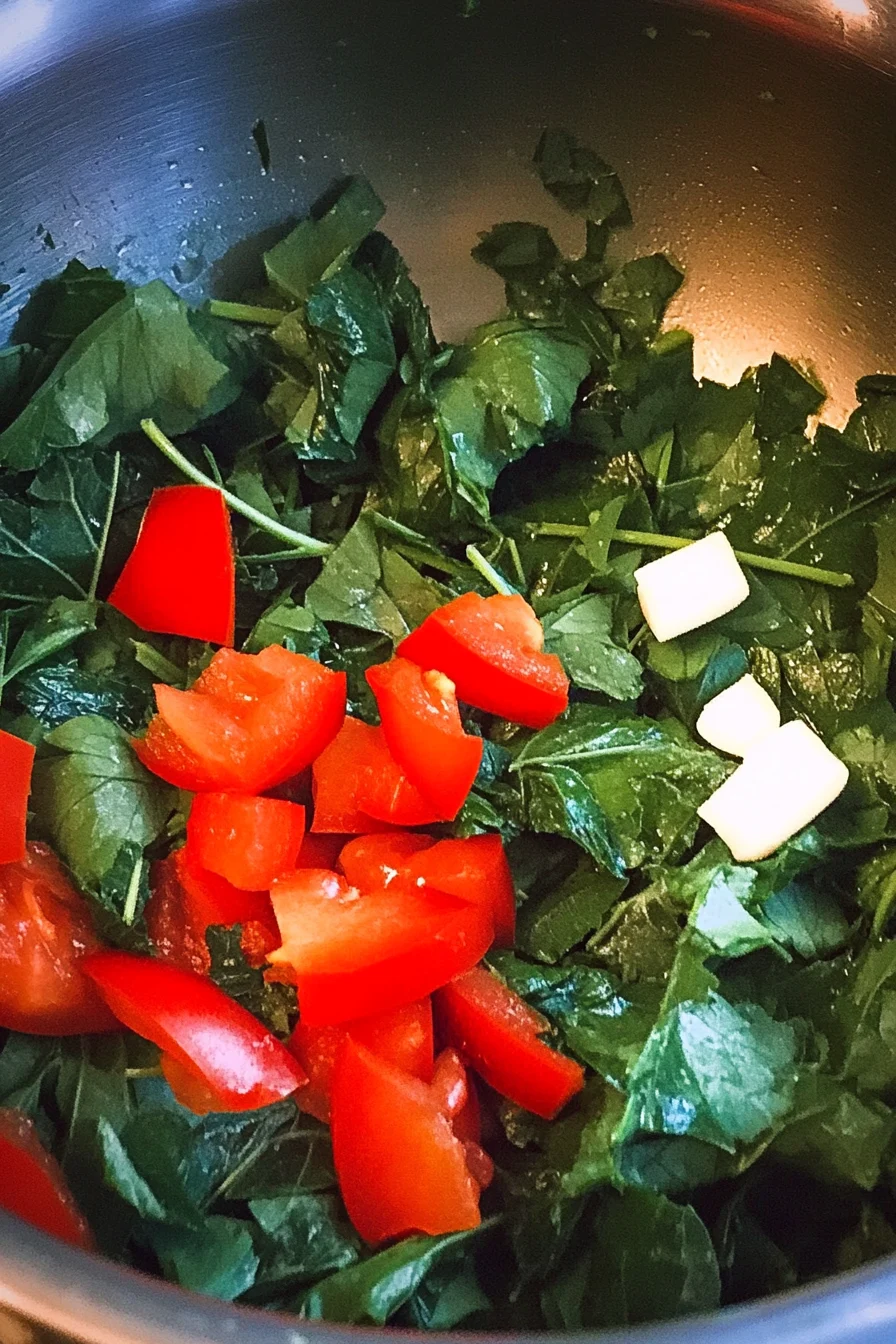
{"left": 0, "top": 0, "right": 52, "bottom": 66}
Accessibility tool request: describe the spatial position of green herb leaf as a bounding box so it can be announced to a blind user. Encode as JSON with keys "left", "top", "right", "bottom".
{"left": 434, "top": 320, "right": 590, "bottom": 520}
{"left": 542, "top": 593, "right": 643, "bottom": 700}
{"left": 31, "top": 715, "right": 173, "bottom": 889}
{"left": 618, "top": 994, "right": 799, "bottom": 1152}
{"left": 264, "top": 178, "right": 385, "bottom": 304}
{"left": 0, "top": 282, "right": 240, "bottom": 470}
{"left": 300, "top": 1227, "right": 488, "bottom": 1324}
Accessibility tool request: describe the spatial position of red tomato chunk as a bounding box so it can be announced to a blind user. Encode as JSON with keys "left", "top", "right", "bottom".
{"left": 311, "top": 716, "right": 441, "bottom": 832}
{"left": 436, "top": 965, "right": 584, "bottom": 1120}
{"left": 84, "top": 951, "right": 306, "bottom": 1112}
{"left": 267, "top": 868, "right": 494, "bottom": 1024}
{"left": 0, "top": 1108, "right": 92, "bottom": 1249}
{"left": 398, "top": 592, "right": 568, "bottom": 730}
{"left": 331, "top": 1039, "right": 482, "bottom": 1245}
{"left": 366, "top": 658, "right": 483, "bottom": 821}
{"left": 109, "top": 484, "right": 235, "bottom": 647}
{"left": 289, "top": 998, "right": 434, "bottom": 1122}
{"left": 0, "top": 844, "right": 116, "bottom": 1036}
{"left": 134, "top": 646, "right": 346, "bottom": 793}
{"left": 187, "top": 793, "right": 306, "bottom": 891}
{"left": 0, "top": 727, "right": 35, "bottom": 865}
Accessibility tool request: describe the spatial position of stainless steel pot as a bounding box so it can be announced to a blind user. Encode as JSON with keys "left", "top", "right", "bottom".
{"left": 1, "top": 0, "right": 895, "bottom": 1338}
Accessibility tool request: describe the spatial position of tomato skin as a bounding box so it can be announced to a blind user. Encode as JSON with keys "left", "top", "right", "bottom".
{"left": 435, "top": 966, "right": 584, "bottom": 1120}
{"left": 84, "top": 951, "right": 306, "bottom": 1112}
{"left": 338, "top": 832, "right": 434, "bottom": 889}
{"left": 289, "top": 998, "right": 434, "bottom": 1122}
{"left": 398, "top": 592, "right": 568, "bottom": 730}
{"left": 146, "top": 846, "right": 279, "bottom": 974}
{"left": 331, "top": 1039, "right": 481, "bottom": 1244}
{"left": 366, "top": 659, "right": 483, "bottom": 821}
{"left": 405, "top": 834, "right": 516, "bottom": 947}
{"left": 187, "top": 794, "right": 306, "bottom": 891}
{"left": 0, "top": 844, "right": 117, "bottom": 1035}
{"left": 311, "top": 716, "right": 438, "bottom": 833}
{"left": 136, "top": 647, "right": 346, "bottom": 793}
{"left": 109, "top": 485, "right": 235, "bottom": 647}
{"left": 0, "top": 1109, "right": 92, "bottom": 1249}
{"left": 268, "top": 869, "right": 494, "bottom": 1025}
{"left": 0, "top": 728, "right": 35, "bottom": 865}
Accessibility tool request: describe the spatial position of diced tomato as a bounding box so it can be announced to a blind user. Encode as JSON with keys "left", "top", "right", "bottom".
{"left": 398, "top": 592, "right": 568, "bottom": 730}
{"left": 288, "top": 998, "right": 434, "bottom": 1122}
{"left": 146, "top": 846, "right": 279, "bottom": 974}
{"left": 187, "top": 794, "right": 306, "bottom": 891}
{"left": 0, "top": 844, "right": 116, "bottom": 1035}
{"left": 0, "top": 1109, "right": 92, "bottom": 1249}
{"left": 331, "top": 1039, "right": 481, "bottom": 1244}
{"left": 109, "top": 484, "right": 235, "bottom": 647}
{"left": 0, "top": 728, "right": 35, "bottom": 866}
{"left": 134, "top": 647, "right": 346, "bottom": 793}
{"left": 430, "top": 1049, "right": 493, "bottom": 1190}
{"left": 311, "top": 716, "right": 439, "bottom": 832}
{"left": 268, "top": 868, "right": 494, "bottom": 1025}
{"left": 435, "top": 965, "right": 584, "bottom": 1120}
{"left": 338, "top": 832, "right": 435, "bottom": 889}
{"left": 297, "top": 832, "right": 348, "bottom": 869}
{"left": 404, "top": 834, "right": 516, "bottom": 947}
{"left": 366, "top": 659, "right": 483, "bottom": 821}
{"left": 83, "top": 951, "right": 306, "bottom": 1112}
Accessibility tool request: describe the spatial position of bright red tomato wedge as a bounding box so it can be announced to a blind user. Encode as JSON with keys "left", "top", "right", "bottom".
{"left": 134, "top": 647, "right": 346, "bottom": 793}
{"left": 366, "top": 658, "right": 483, "bottom": 821}
{"left": 435, "top": 965, "right": 584, "bottom": 1120}
{"left": 109, "top": 484, "right": 235, "bottom": 646}
{"left": 398, "top": 592, "right": 568, "bottom": 730}
{"left": 404, "top": 834, "right": 516, "bottom": 947}
{"left": 159, "top": 1052, "right": 234, "bottom": 1115}
{"left": 311, "top": 716, "right": 439, "bottom": 832}
{"left": 0, "top": 844, "right": 117, "bottom": 1035}
{"left": 0, "top": 1109, "right": 92, "bottom": 1249}
{"left": 338, "top": 831, "right": 434, "bottom": 889}
{"left": 146, "top": 845, "right": 279, "bottom": 975}
{"left": 289, "top": 998, "right": 434, "bottom": 1122}
{"left": 268, "top": 868, "right": 494, "bottom": 1024}
{"left": 0, "top": 727, "right": 35, "bottom": 865}
{"left": 83, "top": 951, "right": 306, "bottom": 1112}
{"left": 331, "top": 1039, "right": 482, "bottom": 1244}
{"left": 187, "top": 794, "right": 306, "bottom": 891}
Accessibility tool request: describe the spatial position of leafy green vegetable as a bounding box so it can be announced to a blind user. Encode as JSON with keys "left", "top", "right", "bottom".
{"left": 264, "top": 178, "right": 384, "bottom": 304}
{"left": 0, "top": 282, "right": 241, "bottom": 470}
{"left": 618, "top": 994, "right": 799, "bottom": 1152}
{"left": 3, "top": 128, "right": 896, "bottom": 1329}
{"left": 301, "top": 1226, "right": 489, "bottom": 1324}
{"left": 31, "top": 716, "right": 172, "bottom": 892}
{"left": 541, "top": 592, "right": 642, "bottom": 699}
{"left": 434, "top": 320, "right": 590, "bottom": 519}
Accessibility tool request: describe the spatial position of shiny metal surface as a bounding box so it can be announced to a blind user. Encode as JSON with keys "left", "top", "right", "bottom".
{"left": 1, "top": 0, "right": 896, "bottom": 1339}
{"left": 1, "top": 0, "right": 896, "bottom": 419}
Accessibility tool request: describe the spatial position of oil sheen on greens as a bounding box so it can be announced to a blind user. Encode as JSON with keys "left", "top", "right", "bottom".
{"left": 3, "top": 124, "right": 896, "bottom": 1331}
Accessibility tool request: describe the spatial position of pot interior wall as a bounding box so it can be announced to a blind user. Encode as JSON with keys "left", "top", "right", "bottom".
{"left": 1, "top": 0, "right": 895, "bottom": 419}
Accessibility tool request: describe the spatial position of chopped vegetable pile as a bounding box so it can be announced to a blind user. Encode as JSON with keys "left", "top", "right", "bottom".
{"left": 3, "top": 129, "right": 896, "bottom": 1329}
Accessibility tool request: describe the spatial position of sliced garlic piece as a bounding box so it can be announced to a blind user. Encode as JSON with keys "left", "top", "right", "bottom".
{"left": 635, "top": 532, "right": 750, "bottom": 644}
{"left": 697, "top": 720, "right": 849, "bottom": 862}
{"left": 696, "top": 675, "right": 780, "bottom": 758}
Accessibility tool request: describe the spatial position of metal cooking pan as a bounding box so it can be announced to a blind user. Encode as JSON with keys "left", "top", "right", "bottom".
{"left": 1, "top": 0, "right": 895, "bottom": 1338}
